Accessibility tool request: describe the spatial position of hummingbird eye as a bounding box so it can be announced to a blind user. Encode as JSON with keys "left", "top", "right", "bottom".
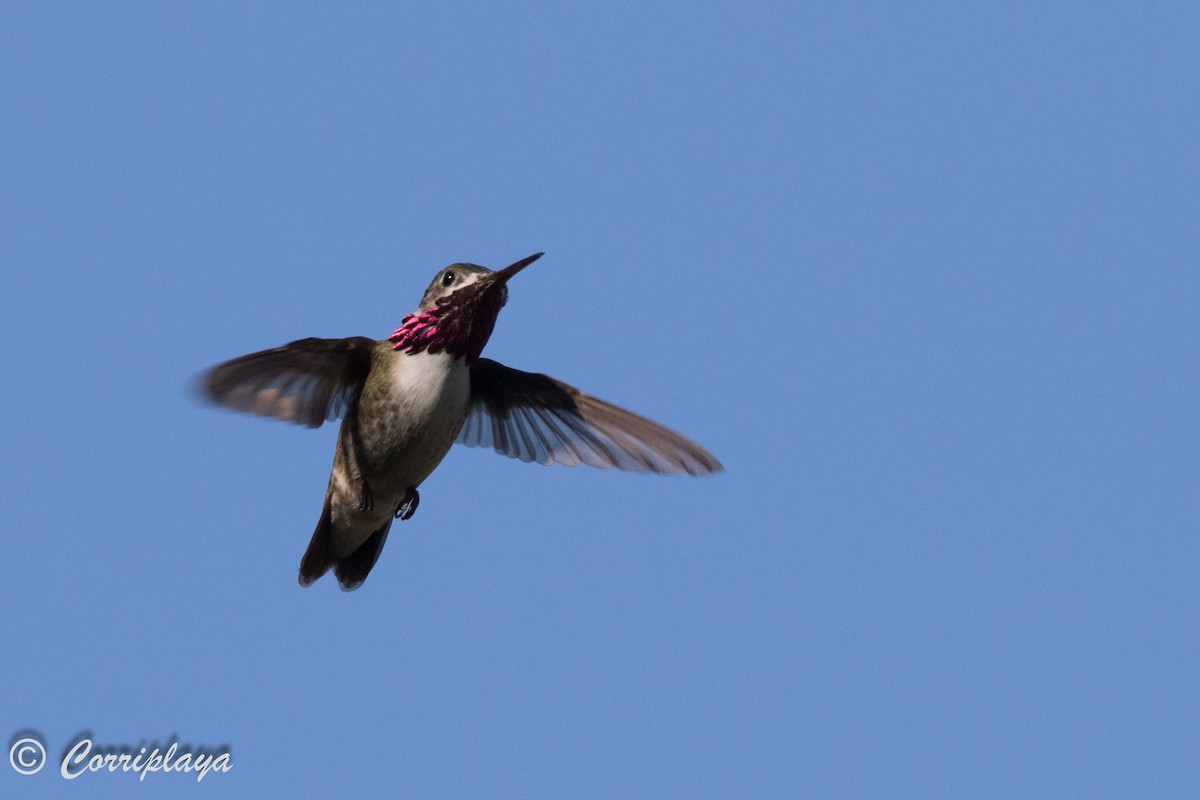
{"left": 441, "top": 270, "right": 456, "bottom": 288}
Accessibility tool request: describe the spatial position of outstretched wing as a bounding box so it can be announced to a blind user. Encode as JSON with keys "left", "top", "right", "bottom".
{"left": 201, "top": 337, "right": 377, "bottom": 428}
{"left": 456, "top": 358, "right": 722, "bottom": 476}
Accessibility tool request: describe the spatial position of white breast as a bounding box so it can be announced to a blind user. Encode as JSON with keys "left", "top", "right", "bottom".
{"left": 379, "top": 350, "right": 471, "bottom": 482}
{"left": 391, "top": 349, "right": 469, "bottom": 412}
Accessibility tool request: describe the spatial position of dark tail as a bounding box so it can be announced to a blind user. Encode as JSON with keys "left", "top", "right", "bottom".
{"left": 298, "top": 496, "right": 336, "bottom": 587}
{"left": 298, "top": 496, "right": 393, "bottom": 591}
{"left": 334, "top": 523, "right": 392, "bottom": 591}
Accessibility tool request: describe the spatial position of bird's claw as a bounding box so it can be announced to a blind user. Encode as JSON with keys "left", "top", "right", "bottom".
{"left": 395, "top": 488, "right": 419, "bottom": 521}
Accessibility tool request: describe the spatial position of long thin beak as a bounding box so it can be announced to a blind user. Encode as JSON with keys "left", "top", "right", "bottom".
{"left": 494, "top": 252, "right": 544, "bottom": 283}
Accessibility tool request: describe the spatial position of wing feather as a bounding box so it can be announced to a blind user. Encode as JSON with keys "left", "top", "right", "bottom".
{"left": 457, "top": 358, "right": 722, "bottom": 476}
{"left": 201, "top": 337, "right": 377, "bottom": 428}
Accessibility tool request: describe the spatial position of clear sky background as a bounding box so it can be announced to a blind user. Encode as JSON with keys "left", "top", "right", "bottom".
{"left": 1, "top": 2, "right": 1197, "bottom": 798}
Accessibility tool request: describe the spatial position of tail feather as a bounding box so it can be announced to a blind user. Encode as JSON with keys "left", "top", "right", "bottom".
{"left": 298, "top": 497, "right": 394, "bottom": 591}
{"left": 334, "top": 523, "right": 392, "bottom": 591}
{"left": 298, "top": 496, "right": 336, "bottom": 587}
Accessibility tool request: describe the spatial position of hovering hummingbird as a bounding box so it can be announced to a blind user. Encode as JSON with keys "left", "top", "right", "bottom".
{"left": 201, "top": 253, "right": 722, "bottom": 590}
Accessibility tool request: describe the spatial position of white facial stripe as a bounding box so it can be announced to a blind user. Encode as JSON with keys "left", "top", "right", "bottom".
{"left": 437, "top": 270, "right": 488, "bottom": 303}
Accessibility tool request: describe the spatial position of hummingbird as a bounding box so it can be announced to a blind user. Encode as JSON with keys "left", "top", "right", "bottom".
{"left": 201, "top": 253, "right": 722, "bottom": 590}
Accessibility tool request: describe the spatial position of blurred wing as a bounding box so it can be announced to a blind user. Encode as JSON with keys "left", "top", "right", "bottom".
{"left": 202, "top": 337, "right": 377, "bottom": 428}
{"left": 456, "top": 358, "right": 722, "bottom": 476}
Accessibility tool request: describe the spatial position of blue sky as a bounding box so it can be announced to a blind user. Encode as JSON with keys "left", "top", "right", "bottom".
{"left": 2, "top": 2, "right": 1197, "bottom": 797}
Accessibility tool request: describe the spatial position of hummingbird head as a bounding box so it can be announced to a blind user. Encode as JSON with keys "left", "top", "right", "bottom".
{"left": 389, "top": 252, "right": 543, "bottom": 363}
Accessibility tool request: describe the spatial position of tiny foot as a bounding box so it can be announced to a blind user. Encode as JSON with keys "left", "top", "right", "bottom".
{"left": 395, "top": 487, "right": 419, "bottom": 521}
{"left": 357, "top": 480, "right": 374, "bottom": 513}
